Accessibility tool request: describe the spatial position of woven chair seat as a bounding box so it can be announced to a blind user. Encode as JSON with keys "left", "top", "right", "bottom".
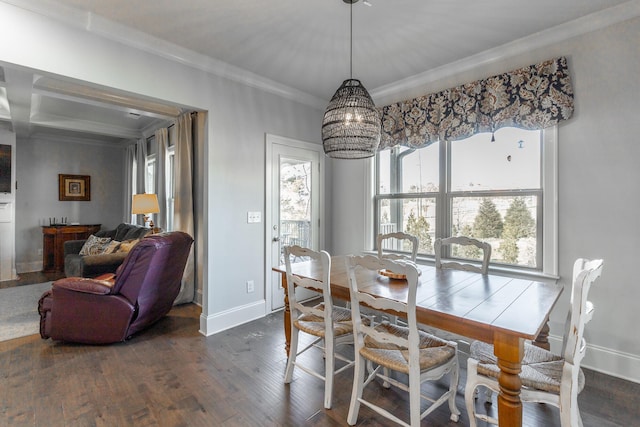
{"left": 295, "top": 303, "right": 354, "bottom": 338}
{"left": 470, "top": 340, "right": 585, "bottom": 395}
{"left": 361, "top": 321, "right": 456, "bottom": 374}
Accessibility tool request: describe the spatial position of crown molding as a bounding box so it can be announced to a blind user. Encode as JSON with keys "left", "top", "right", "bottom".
{"left": 30, "top": 111, "right": 143, "bottom": 139}
{"left": 32, "top": 76, "right": 182, "bottom": 120}
{"left": 0, "top": 0, "right": 327, "bottom": 110}
{"left": 371, "top": 0, "right": 640, "bottom": 105}
{"left": 4, "top": 0, "right": 640, "bottom": 110}
{"left": 21, "top": 130, "right": 127, "bottom": 147}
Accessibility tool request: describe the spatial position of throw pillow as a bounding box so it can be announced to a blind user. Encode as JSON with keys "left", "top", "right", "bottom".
{"left": 79, "top": 235, "right": 112, "bottom": 255}
{"left": 102, "top": 240, "right": 122, "bottom": 254}
{"left": 117, "top": 238, "right": 140, "bottom": 253}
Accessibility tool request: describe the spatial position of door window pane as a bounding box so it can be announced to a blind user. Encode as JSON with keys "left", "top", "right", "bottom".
{"left": 279, "top": 158, "right": 312, "bottom": 262}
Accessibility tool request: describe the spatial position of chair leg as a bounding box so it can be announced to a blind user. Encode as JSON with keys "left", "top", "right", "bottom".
{"left": 284, "top": 327, "right": 299, "bottom": 383}
{"left": 324, "top": 336, "right": 335, "bottom": 409}
{"left": 347, "top": 355, "right": 365, "bottom": 425}
{"left": 559, "top": 386, "right": 583, "bottom": 427}
{"left": 382, "top": 367, "right": 391, "bottom": 388}
{"left": 448, "top": 358, "right": 461, "bottom": 422}
{"left": 409, "top": 363, "right": 421, "bottom": 426}
{"left": 465, "top": 359, "right": 480, "bottom": 427}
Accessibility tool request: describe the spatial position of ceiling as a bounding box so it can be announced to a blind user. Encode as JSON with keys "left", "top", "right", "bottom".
{"left": 0, "top": 0, "right": 637, "bottom": 144}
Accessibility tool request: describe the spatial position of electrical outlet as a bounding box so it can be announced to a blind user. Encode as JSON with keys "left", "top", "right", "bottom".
{"left": 37, "top": 248, "right": 43, "bottom": 255}
{"left": 246, "top": 280, "right": 255, "bottom": 293}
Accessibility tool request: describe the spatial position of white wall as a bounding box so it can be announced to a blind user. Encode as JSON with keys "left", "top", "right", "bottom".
{"left": 330, "top": 17, "right": 640, "bottom": 382}
{"left": 14, "top": 137, "right": 125, "bottom": 273}
{"left": 0, "top": 2, "right": 322, "bottom": 333}
{"left": 0, "top": 129, "right": 16, "bottom": 281}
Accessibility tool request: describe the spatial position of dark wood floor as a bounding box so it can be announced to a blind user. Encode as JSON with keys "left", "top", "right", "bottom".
{"left": 0, "top": 271, "right": 65, "bottom": 289}
{"left": 1, "top": 303, "right": 637, "bottom": 426}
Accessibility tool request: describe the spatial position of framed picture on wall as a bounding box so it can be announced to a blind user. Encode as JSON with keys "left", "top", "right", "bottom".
{"left": 58, "top": 174, "right": 91, "bottom": 201}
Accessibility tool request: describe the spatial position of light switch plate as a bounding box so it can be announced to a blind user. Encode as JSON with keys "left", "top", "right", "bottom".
{"left": 247, "top": 211, "right": 261, "bottom": 223}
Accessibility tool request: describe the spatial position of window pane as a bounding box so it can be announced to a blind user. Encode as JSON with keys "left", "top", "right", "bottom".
{"left": 451, "top": 195, "right": 538, "bottom": 267}
{"left": 145, "top": 157, "right": 156, "bottom": 194}
{"left": 378, "top": 197, "right": 436, "bottom": 255}
{"left": 400, "top": 143, "right": 439, "bottom": 193}
{"left": 377, "top": 143, "right": 439, "bottom": 194}
{"left": 451, "top": 128, "right": 541, "bottom": 191}
{"left": 378, "top": 149, "right": 391, "bottom": 194}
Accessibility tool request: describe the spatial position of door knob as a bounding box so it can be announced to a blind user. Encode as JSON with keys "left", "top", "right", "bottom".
{"left": 272, "top": 236, "right": 280, "bottom": 242}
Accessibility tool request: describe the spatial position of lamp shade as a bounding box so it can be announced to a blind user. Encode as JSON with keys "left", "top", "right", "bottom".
{"left": 321, "top": 79, "right": 381, "bottom": 159}
{"left": 132, "top": 193, "right": 160, "bottom": 214}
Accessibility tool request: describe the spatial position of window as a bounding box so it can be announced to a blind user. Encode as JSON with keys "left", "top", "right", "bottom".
{"left": 137, "top": 132, "right": 177, "bottom": 231}
{"left": 145, "top": 154, "right": 156, "bottom": 194}
{"left": 166, "top": 144, "right": 175, "bottom": 231}
{"left": 375, "top": 127, "right": 557, "bottom": 272}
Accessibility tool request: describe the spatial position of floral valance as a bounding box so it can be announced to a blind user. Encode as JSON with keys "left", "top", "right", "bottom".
{"left": 379, "top": 56, "right": 574, "bottom": 149}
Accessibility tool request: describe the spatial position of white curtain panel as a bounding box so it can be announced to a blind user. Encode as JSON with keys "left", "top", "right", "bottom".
{"left": 154, "top": 127, "right": 168, "bottom": 231}
{"left": 173, "top": 112, "right": 195, "bottom": 304}
{"left": 123, "top": 144, "right": 136, "bottom": 224}
{"left": 134, "top": 138, "right": 148, "bottom": 226}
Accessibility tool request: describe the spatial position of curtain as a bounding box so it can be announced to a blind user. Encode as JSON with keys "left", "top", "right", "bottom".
{"left": 154, "top": 128, "right": 168, "bottom": 231}
{"left": 172, "top": 112, "right": 195, "bottom": 304}
{"left": 379, "top": 56, "right": 574, "bottom": 149}
{"left": 134, "top": 138, "right": 147, "bottom": 225}
{"left": 123, "top": 144, "right": 136, "bottom": 224}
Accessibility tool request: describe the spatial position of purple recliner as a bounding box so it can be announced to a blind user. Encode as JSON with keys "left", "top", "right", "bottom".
{"left": 38, "top": 231, "right": 194, "bottom": 344}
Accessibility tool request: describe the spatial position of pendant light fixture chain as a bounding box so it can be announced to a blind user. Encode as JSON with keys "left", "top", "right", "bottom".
{"left": 350, "top": 0, "right": 353, "bottom": 79}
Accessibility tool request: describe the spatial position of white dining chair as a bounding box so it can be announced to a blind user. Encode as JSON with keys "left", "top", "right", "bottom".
{"left": 377, "top": 231, "right": 419, "bottom": 262}
{"left": 375, "top": 232, "right": 419, "bottom": 326}
{"left": 346, "top": 254, "right": 460, "bottom": 426}
{"left": 283, "top": 245, "right": 355, "bottom": 409}
{"left": 464, "top": 258, "right": 604, "bottom": 427}
{"left": 434, "top": 236, "right": 491, "bottom": 274}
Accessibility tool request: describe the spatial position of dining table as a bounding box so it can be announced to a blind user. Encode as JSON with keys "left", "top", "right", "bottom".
{"left": 273, "top": 255, "right": 563, "bottom": 427}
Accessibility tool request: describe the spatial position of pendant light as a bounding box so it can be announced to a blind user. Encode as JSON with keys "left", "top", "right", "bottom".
{"left": 322, "top": 0, "right": 381, "bottom": 159}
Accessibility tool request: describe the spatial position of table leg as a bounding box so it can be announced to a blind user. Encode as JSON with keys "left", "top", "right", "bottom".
{"left": 493, "top": 333, "right": 525, "bottom": 427}
{"left": 532, "top": 316, "right": 551, "bottom": 350}
{"left": 281, "top": 272, "right": 291, "bottom": 357}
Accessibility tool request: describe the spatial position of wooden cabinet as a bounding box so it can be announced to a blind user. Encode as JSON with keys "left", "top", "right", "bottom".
{"left": 42, "top": 224, "right": 101, "bottom": 273}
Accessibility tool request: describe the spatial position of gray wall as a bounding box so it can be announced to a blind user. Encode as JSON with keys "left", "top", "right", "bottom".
{"left": 330, "top": 17, "right": 640, "bottom": 381}
{"left": 15, "top": 137, "right": 124, "bottom": 272}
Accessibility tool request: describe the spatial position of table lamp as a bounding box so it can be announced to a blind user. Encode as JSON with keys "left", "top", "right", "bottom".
{"left": 132, "top": 193, "right": 160, "bottom": 230}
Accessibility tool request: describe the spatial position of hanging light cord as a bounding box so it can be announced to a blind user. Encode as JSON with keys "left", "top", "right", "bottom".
{"left": 349, "top": 1, "right": 353, "bottom": 79}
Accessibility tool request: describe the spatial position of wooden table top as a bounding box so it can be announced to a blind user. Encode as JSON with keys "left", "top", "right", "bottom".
{"left": 275, "top": 255, "right": 563, "bottom": 345}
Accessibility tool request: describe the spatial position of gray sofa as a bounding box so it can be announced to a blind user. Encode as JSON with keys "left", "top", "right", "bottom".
{"left": 64, "top": 223, "right": 152, "bottom": 277}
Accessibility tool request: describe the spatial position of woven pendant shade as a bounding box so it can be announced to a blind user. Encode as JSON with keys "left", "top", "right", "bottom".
{"left": 322, "top": 79, "right": 381, "bottom": 159}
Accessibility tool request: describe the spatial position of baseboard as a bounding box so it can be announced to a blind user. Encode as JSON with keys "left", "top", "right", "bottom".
{"left": 549, "top": 334, "right": 640, "bottom": 384}
{"left": 199, "top": 300, "right": 266, "bottom": 337}
{"left": 16, "top": 261, "right": 42, "bottom": 274}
